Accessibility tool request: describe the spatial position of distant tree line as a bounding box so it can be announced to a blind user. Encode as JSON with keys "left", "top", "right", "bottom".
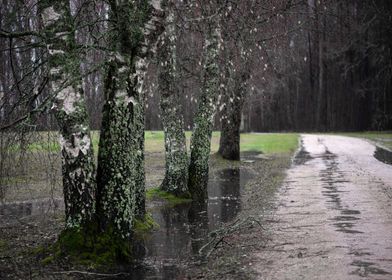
{"left": 245, "top": 0, "right": 392, "bottom": 131}
{"left": 2, "top": 1, "right": 390, "bottom": 135}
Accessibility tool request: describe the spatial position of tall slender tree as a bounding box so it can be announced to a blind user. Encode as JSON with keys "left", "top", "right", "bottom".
{"left": 158, "top": 0, "right": 189, "bottom": 196}
{"left": 217, "top": 2, "right": 255, "bottom": 160}
{"left": 188, "top": 10, "right": 222, "bottom": 201}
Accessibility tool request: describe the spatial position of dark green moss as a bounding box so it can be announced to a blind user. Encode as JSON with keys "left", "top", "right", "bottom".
{"left": 0, "top": 239, "right": 8, "bottom": 252}
{"left": 44, "top": 225, "right": 133, "bottom": 268}
{"left": 41, "top": 255, "right": 55, "bottom": 265}
{"left": 39, "top": 213, "right": 162, "bottom": 268}
{"left": 146, "top": 187, "right": 192, "bottom": 206}
{"left": 133, "top": 212, "right": 159, "bottom": 237}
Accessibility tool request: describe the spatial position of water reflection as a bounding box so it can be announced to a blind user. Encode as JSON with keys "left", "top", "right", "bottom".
{"left": 0, "top": 167, "right": 253, "bottom": 279}
{"left": 316, "top": 150, "right": 363, "bottom": 235}
{"left": 374, "top": 146, "right": 392, "bottom": 165}
{"left": 0, "top": 198, "right": 62, "bottom": 218}
{"left": 137, "top": 167, "right": 253, "bottom": 278}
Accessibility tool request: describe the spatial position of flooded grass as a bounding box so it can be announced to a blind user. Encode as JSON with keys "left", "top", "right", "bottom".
{"left": 0, "top": 133, "right": 298, "bottom": 279}
{"left": 0, "top": 164, "right": 255, "bottom": 279}
{"left": 0, "top": 151, "right": 295, "bottom": 279}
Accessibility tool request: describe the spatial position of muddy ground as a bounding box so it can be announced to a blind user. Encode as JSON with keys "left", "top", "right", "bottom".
{"left": 0, "top": 150, "right": 293, "bottom": 279}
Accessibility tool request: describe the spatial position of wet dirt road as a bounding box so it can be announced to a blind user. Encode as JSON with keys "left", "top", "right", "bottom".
{"left": 254, "top": 135, "right": 392, "bottom": 280}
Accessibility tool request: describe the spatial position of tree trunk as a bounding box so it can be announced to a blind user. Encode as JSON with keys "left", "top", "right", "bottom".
{"left": 96, "top": 0, "right": 164, "bottom": 237}
{"left": 188, "top": 22, "right": 221, "bottom": 201}
{"left": 158, "top": 2, "right": 188, "bottom": 196}
{"left": 218, "top": 68, "right": 249, "bottom": 160}
{"left": 39, "top": 1, "right": 96, "bottom": 229}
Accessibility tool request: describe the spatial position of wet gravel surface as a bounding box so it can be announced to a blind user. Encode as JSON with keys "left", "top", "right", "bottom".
{"left": 254, "top": 135, "right": 392, "bottom": 279}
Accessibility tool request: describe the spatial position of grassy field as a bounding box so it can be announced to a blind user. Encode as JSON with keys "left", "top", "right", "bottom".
{"left": 7, "top": 131, "right": 299, "bottom": 155}
{"left": 9, "top": 130, "right": 392, "bottom": 153}
{"left": 145, "top": 131, "right": 299, "bottom": 154}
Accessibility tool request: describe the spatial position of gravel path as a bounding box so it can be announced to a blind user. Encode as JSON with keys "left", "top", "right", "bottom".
{"left": 254, "top": 135, "right": 392, "bottom": 280}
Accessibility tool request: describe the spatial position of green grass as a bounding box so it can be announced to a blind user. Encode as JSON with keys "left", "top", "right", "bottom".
{"left": 142, "top": 131, "right": 298, "bottom": 155}
{"left": 5, "top": 131, "right": 299, "bottom": 155}
{"left": 146, "top": 187, "right": 192, "bottom": 205}
{"left": 240, "top": 133, "right": 299, "bottom": 154}
{"left": 333, "top": 131, "right": 392, "bottom": 150}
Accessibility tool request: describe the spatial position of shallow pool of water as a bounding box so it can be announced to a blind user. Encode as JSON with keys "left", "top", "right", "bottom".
{"left": 131, "top": 167, "right": 254, "bottom": 278}
{"left": 374, "top": 146, "right": 392, "bottom": 165}
{"left": 0, "top": 167, "right": 254, "bottom": 279}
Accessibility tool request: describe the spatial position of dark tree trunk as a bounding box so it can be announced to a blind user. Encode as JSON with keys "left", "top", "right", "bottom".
{"left": 188, "top": 22, "right": 221, "bottom": 201}
{"left": 158, "top": 1, "right": 189, "bottom": 196}
{"left": 218, "top": 106, "right": 242, "bottom": 160}
{"left": 218, "top": 70, "right": 249, "bottom": 160}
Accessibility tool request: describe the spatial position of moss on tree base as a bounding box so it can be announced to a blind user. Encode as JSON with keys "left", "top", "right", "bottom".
{"left": 54, "top": 225, "right": 133, "bottom": 267}
{"left": 133, "top": 212, "right": 159, "bottom": 236}
{"left": 41, "top": 214, "right": 158, "bottom": 268}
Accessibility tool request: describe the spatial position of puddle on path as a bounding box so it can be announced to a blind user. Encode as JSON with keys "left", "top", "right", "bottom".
{"left": 293, "top": 144, "right": 313, "bottom": 166}
{"left": 374, "top": 146, "right": 392, "bottom": 165}
{"left": 0, "top": 167, "right": 254, "bottom": 279}
{"left": 316, "top": 150, "right": 364, "bottom": 235}
{"left": 262, "top": 136, "right": 392, "bottom": 279}
{"left": 292, "top": 145, "right": 365, "bottom": 237}
{"left": 350, "top": 260, "right": 391, "bottom": 277}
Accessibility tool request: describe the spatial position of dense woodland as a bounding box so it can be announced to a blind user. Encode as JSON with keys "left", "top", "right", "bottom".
{"left": 2, "top": 1, "right": 392, "bottom": 134}
{"left": 0, "top": 0, "right": 392, "bottom": 263}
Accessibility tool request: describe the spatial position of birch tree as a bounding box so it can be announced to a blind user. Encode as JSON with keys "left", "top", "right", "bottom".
{"left": 39, "top": 0, "right": 96, "bottom": 228}
{"left": 96, "top": 0, "right": 164, "bottom": 237}
{"left": 188, "top": 11, "right": 222, "bottom": 201}
{"left": 158, "top": 0, "right": 189, "bottom": 196}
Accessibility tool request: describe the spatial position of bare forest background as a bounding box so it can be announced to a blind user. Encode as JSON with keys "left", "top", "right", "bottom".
{"left": 1, "top": 0, "right": 391, "bottom": 136}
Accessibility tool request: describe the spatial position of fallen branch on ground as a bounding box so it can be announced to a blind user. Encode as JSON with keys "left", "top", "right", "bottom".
{"left": 52, "top": 270, "right": 129, "bottom": 277}
{"left": 199, "top": 216, "right": 263, "bottom": 259}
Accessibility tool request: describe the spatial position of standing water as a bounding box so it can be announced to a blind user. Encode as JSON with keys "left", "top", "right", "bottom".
{"left": 130, "top": 167, "right": 254, "bottom": 279}
{"left": 0, "top": 166, "right": 254, "bottom": 279}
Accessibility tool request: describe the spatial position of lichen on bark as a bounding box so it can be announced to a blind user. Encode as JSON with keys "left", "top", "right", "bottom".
{"left": 188, "top": 21, "right": 222, "bottom": 201}
{"left": 158, "top": 1, "right": 189, "bottom": 196}
{"left": 39, "top": 1, "right": 96, "bottom": 229}
{"left": 96, "top": 57, "right": 138, "bottom": 237}
{"left": 96, "top": 0, "right": 164, "bottom": 237}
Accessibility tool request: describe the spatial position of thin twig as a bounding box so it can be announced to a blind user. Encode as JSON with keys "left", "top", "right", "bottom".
{"left": 53, "top": 270, "right": 129, "bottom": 277}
